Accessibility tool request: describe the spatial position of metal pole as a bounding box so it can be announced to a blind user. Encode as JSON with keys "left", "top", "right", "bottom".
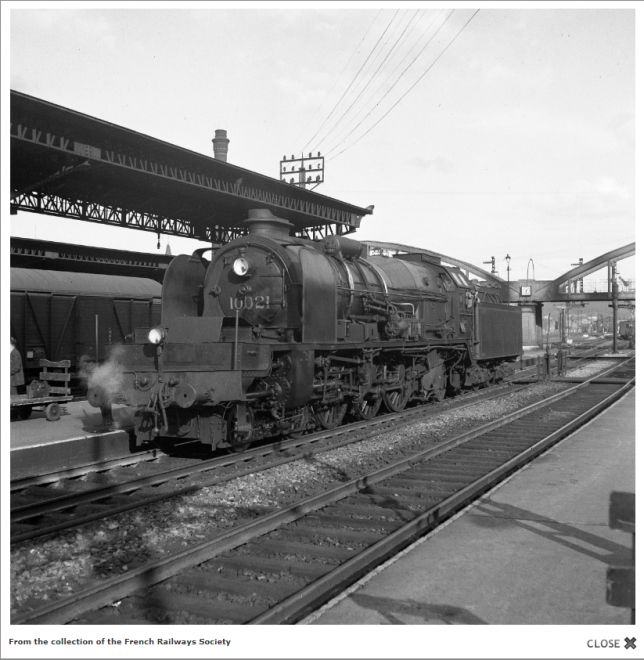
{"left": 95, "top": 314, "right": 99, "bottom": 362}
{"left": 612, "top": 263, "right": 618, "bottom": 354}
{"left": 233, "top": 309, "right": 240, "bottom": 370}
{"left": 546, "top": 313, "right": 551, "bottom": 348}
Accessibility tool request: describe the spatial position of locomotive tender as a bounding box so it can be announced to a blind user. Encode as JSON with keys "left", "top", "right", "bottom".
{"left": 90, "top": 209, "right": 522, "bottom": 450}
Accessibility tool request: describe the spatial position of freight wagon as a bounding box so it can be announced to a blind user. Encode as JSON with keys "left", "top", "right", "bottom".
{"left": 618, "top": 319, "right": 635, "bottom": 342}
{"left": 10, "top": 268, "right": 162, "bottom": 383}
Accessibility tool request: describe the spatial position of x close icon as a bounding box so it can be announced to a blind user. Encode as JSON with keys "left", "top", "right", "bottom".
{"left": 624, "top": 638, "right": 636, "bottom": 650}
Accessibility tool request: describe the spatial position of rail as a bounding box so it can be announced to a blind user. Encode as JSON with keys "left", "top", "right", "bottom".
{"left": 12, "top": 358, "right": 634, "bottom": 624}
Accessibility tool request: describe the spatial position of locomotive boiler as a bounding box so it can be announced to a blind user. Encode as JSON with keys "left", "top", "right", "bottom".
{"left": 89, "top": 209, "right": 522, "bottom": 450}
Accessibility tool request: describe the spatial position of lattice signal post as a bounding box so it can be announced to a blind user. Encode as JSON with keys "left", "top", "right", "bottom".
{"left": 570, "top": 258, "right": 584, "bottom": 293}
{"left": 280, "top": 153, "right": 324, "bottom": 190}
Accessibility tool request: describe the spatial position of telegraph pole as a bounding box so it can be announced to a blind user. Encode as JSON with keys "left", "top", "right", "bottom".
{"left": 280, "top": 153, "right": 325, "bottom": 190}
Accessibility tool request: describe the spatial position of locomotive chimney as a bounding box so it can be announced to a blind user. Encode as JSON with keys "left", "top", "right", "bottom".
{"left": 242, "top": 209, "right": 293, "bottom": 239}
{"left": 212, "top": 129, "right": 229, "bottom": 162}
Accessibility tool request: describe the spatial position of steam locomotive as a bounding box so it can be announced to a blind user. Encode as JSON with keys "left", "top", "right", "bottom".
{"left": 89, "top": 209, "right": 522, "bottom": 450}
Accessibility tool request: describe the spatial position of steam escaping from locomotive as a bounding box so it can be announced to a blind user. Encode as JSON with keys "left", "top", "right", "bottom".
{"left": 83, "top": 344, "right": 127, "bottom": 408}
{"left": 89, "top": 209, "right": 522, "bottom": 450}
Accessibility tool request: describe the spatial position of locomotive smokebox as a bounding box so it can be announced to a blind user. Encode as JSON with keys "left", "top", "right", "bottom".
{"left": 241, "top": 209, "right": 294, "bottom": 240}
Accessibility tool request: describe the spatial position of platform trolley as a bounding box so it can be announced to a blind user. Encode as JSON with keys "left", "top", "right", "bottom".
{"left": 10, "top": 359, "right": 73, "bottom": 422}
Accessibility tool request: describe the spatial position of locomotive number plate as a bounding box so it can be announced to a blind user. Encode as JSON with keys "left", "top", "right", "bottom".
{"left": 231, "top": 295, "right": 270, "bottom": 310}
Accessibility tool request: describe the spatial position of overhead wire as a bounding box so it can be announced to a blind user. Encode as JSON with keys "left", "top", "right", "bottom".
{"left": 328, "top": 9, "right": 480, "bottom": 162}
{"left": 326, "top": 9, "right": 454, "bottom": 158}
{"left": 311, "top": 9, "right": 422, "bottom": 155}
{"left": 320, "top": 9, "right": 428, "bottom": 153}
{"left": 288, "top": 9, "right": 382, "bottom": 155}
{"left": 301, "top": 9, "right": 400, "bottom": 154}
{"left": 324, "top": 9, "right": 446, "bottom": 157}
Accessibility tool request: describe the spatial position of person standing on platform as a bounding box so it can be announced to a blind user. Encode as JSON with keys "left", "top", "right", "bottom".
{"left": 10, "top": 337, "right": 25, "bottom": 395}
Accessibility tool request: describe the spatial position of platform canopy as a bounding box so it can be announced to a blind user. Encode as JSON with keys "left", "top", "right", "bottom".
{"left": 10, "top": 236, "right": 173, "bottom": 282}
{"left": 10, "top": 90, "right": 373, "bottom": 244}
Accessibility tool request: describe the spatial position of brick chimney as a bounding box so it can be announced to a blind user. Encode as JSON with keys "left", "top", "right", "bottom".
{"left": 212, "top": 129, "right": 229, "bottom": 162}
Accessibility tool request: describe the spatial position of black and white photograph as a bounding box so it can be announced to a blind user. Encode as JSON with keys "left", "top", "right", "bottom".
{"left": 3, "top": 2, "right": 637, "bottom": 658}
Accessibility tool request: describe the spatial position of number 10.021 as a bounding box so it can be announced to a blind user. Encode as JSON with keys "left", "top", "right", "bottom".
{"left": 231, "top": 295, "right": 270, "bottom": 310}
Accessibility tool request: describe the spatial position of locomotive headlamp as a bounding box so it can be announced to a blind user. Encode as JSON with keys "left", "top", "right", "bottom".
{"left": 148, "top": 327, "right": 166, "bottom": 345}
{"left": 233, "top": 257, "right": 250, "bottom": 277}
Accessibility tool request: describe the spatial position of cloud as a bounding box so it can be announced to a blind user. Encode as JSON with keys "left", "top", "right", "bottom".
{"left": 407, "top": 155, "right": 452, "bottom": 173}
{"left": 571, "top": 177, "right": 631, "bottom": 200}
{"left": 18, "top": 9, "right": 118, "bottom": 50}
{"left": 507, "top": 176, "right": 633, "bottom": 231}
{"left": 594, "top": 177, "right": 630, "bottom": 200}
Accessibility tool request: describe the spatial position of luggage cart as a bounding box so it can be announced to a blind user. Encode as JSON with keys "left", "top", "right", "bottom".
{"left": 10, "top": 359, "right": 73, "bottom": 422}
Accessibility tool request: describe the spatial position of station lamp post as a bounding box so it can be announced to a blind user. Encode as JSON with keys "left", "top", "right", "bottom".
{"left": 505, "top": 254, "right": 511, "bottom": 282}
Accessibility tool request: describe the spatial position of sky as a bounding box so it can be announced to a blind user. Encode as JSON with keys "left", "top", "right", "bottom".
{"left": 4, "top": 3, "right": 637, "bottom": 284}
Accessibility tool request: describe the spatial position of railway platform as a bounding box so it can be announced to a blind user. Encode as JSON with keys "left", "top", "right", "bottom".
{"left": 10, "top": 401, "right": 136, "bottom": 481}
{"left": 305, "top": 388, "right": 635, "bottom": 626}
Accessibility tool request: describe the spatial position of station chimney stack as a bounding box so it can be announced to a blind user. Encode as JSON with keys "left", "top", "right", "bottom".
{"left": 212, "top": 129, "right": 230, "bottom": 162}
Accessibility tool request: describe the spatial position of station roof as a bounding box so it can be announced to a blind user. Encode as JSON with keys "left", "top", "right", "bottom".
{"left": 10, "top": 90, "right": 373, "bottom": 243}
{"left": 10, "top": 237, "right": 173, "bottom": 282}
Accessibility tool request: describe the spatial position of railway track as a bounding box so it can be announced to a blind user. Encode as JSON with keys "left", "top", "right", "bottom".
{"left": 10, "top": 353, "right": 628, "bottom": 544}
{"left": 567, "top": 339, "right": 632, "bottom": 361}
{"left": 12, "top": 357, "right": 634, "bottom": 625}
{"left": 514, "top": 338, "right": 629, "bottom": 374}
{"left": 10, "top": 381, "right": 529, "bottom": 544}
